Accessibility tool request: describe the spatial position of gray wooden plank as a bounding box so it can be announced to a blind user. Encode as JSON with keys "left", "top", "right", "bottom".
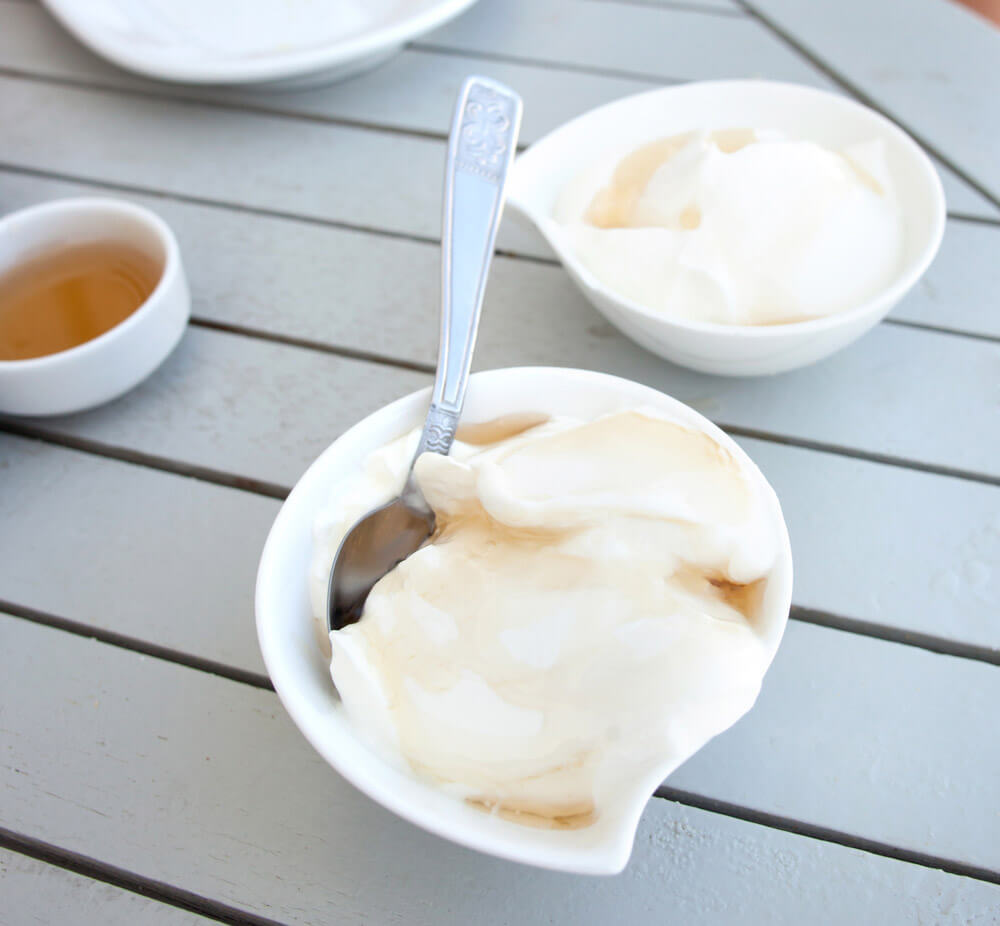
{"left": 0, "top": 325, "right": 431, "bottom": 491}
{"left": 0, "top": 849, "right": 211, "bottom": 926}
{"left": 0, "top": 0, "right": 993, "bottom": 218}
{"left": 0, "top": 434, "right": 274, "bottom": 676}
{"left": 426, "top": 0, "right": 830, "bottom": 83}
{"left": 671, "top": 619, "right": 1000, "bottom": 872}
{"left": 659, "top": 324, "right": 997, "bottom": 482}
{"left": 906, "top": 219, "right": 1000, "bottom": 338}
{"left": 0, "top": 172, "right": 442, "bottom": 363}
{"left": 3, "top": 615, "right": 999, "bottom": 923}
{"left": 739, "top": 437, "right": 1000, "bottom": 654}
{"left": 946, "top": 179, "right": 1000, "bottom": 221}
{"left": 0, "top": 202, "right": 991, "bottom": 483}
{"left": 1, "top": 169, "right": 995, "bottom": 351}
{"left": 583, "top": 0, "right": 744, "bottom": 14}
{"left": 744, "top": 0, "right": 1000, "bottom": 204}
{"left": 0, "top": 73, "right": 475, "bottom": 251}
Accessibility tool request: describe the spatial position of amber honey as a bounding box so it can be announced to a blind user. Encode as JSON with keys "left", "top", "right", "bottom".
{"left": 0, "top": 241, "right": 161, "bottom": 361}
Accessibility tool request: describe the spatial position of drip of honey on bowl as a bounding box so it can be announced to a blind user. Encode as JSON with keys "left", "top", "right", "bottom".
{"left": 0, "top": 241, "right": 161, "bottom": 361}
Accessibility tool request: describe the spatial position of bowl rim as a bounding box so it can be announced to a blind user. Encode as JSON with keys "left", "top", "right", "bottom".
{"left": 0, "top": 197, "right": 181, "bottom": 371}
{"left": 40, "top": 0, "right": 480, "bottom": 85}
{"left": 255, "top": 365, "right": 794, "bottom": 873}
{"left": 508, "top": 78, "right": 947, "bottom": 340}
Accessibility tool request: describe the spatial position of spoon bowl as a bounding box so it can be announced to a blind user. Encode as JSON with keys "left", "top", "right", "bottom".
{"left": 328, "top": 498, "right": 435, "bottom": 629}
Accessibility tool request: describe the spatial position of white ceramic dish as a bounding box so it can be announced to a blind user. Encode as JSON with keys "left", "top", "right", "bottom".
{"left": 255, "top": 367, "right": 793, "bottom": 874}
{"left": 507, "top": 80, "right": 946, "bottom": 376}
{"left": 42, "top": 0, "right": 479, "bottom": 88}
{"left": 0, "top": 198, "right": 189, "bottom": 417}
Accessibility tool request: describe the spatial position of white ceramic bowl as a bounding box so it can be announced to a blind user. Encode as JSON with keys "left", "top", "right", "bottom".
{"left": 0, "top": 198, "right": 189, "bottom": 417}
{"left": 507, "top": 80, "right": 946, "bottom": 376}
{"left": 255, "top": 367, "right": 793, "bottom": 874}
{"left": 42, "top": 0, "right": 480, "bottom": 88}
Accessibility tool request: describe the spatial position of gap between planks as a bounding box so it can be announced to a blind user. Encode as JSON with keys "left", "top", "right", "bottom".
{"left": 0, "top": 64, "right": 457, "bottom": 146}
{"left": 209, "top": 305, "right": 1000, "bottom": 350}
{"left": 0, "top": 414, "right": 292, "bottom": 500}
{"left": 0, "top": 162, "right": 994, "bottom": 270}
{"left": 575, "top": 0, "right": 746, "bottom": 20}
{"left": 193, "top": 313, "right": 1000, "bottom": 368}
{"left": 1, "top": 331, "right": 999, "bottom": 497}
{"left": 879, "top": 317, "right": 1000, "bottom": 345}
{"left": 4, "top": 604, "right": 1000, "bottom": 897}
{"left": 5, "top": 582, "right": 998, "bottom": 692}
{"left": 408, "top": 40, "right": 692, "bottom": 84}
{"left": 653, "top": 787, "right": 1000, "bottom": 887}
{"left": 2, "top": 806, "right": 997, "bottom": 926}
{"left": 0, "top": 827, "right": 286, "bottom": 926}
{"left": 188, "top": 318, "right": 436, "bottom": 374}
{"left": 715, "top": 423, "right": 1000, "bottom": 488}
{"left": 0, "top": 597, "right": 274, "bottom": 691}
{"left": 0, "top": 162, "right": 560, "bottom": 267}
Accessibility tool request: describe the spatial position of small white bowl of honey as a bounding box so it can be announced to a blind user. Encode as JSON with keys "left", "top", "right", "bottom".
{"left": 0, "top": 197, "right": 189, "bottom": 416}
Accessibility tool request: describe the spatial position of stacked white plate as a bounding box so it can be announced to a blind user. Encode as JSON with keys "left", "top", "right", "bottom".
{"left": 43, "top": 0, "right": 479, "bottom": 88}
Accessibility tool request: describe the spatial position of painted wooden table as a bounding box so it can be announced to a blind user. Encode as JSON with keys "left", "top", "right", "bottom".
{"left": 1, "top": 0, "right": 998, "bottom": 922}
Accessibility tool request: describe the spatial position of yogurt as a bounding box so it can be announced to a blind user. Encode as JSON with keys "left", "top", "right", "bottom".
{"left": 551, "top": 129, "right": 904, "bottom": 325}
{"left": 310, "top": 409, "right": 784, "bottom": 827}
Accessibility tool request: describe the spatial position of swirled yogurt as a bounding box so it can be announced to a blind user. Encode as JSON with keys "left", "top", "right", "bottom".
{"left": 551, "top": 129, "right": 904, "bottom": 325}
{"left": 309, "top": 409, "right": 784, "bottom": 827}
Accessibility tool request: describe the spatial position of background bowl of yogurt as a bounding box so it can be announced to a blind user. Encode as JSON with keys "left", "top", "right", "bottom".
{"left": 256, "top": 367, "right": 793, "bottom": 874}
{"left": 507, "top": 80, "right": 945, "bottom": 376}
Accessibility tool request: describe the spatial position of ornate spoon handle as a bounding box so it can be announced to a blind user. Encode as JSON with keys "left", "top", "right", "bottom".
{"left": 412, "top": 76, "right": 523, "bottom": 463}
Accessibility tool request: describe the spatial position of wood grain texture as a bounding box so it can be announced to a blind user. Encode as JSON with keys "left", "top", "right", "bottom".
{"left": 905, "top": 219, "right": 1000, "bottom": 338}
{"left": 670, "top": 619, "right": 1000, "bottom": 872}
{"left": 427, "top": 0, "right": 833, "bottom": 83}
{"left": 0, "top": 434, "right": 275, "bottom": 675}
{"left": 741, "top": 436, "right": 1000, "bottom": 653}
{"left": 4, "top": 615, "right": 999, "bottom": 925}
{"left": 0, "top": 73, "right": 476, "bottom": 249}
{"left": 744, "top": 0, "right": 1000, "bottom": 203}
{"left": 2, "top": 325, "right": 432, "bottom": 490}
{"left": 0, "top": 849, "right": 213, "bottom": 926}
{"left": 0, "top": 0, "right": 993, "bottom": 218}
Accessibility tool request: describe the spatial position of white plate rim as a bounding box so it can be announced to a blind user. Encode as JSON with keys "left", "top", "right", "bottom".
{"left": 41, "top": 0, "right": 480, "bottom": 85}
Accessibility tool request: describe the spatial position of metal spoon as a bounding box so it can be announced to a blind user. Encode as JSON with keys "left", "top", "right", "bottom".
{"left": 326, "top": 76, "right": 522, "bottom": 632}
